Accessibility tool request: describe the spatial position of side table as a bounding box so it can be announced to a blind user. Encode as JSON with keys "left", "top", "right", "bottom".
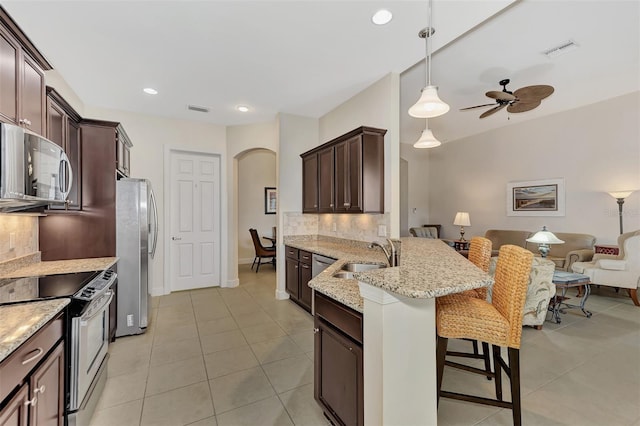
{"left": 594, "top": 244, "right": 619, "bottom": 255}
{"left": 549, "top": 272, "right": 592, "bottom": 324}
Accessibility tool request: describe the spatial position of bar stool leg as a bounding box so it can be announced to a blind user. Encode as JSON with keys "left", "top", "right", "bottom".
{"left": 508, "top": 348, "right": 522, "bottom": 426}
{"left": 492, "top": 345, "right": 503, "bottom": 401}
{"left": 436, "top": 336, "right": 448, "bottom": 406}
{"left": 482, "top": 342, "right": 492, "bottom": 380}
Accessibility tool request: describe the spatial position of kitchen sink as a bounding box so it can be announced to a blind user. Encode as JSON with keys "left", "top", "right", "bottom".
{"left": 333, "top": 262, "right": 386, "bottom": 279}
{"left": 340, "top": 262, "right": 386, "bottom": 272}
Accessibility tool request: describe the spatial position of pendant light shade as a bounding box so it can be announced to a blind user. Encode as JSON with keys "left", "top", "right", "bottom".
{"left": 413, "top": 127, "right": 441, "bottom": 148}
{"left": 408, "top": 85, "right": 450, "bottom": 118}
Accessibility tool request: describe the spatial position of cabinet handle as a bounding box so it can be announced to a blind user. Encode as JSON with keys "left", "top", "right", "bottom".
{"left": 314, "top": 204, "right": 317, "bottom": 208}
{"left": 24, "top": 397, "right": 37, "bottom": 406}
{"left": 330, "top": 203, "right": 334, "bottom": 207}
{"left": 313, "top": 327, "right": 320, "bottom": 334}
{"left": 302, "top": 264, "right": 309, "bottom": 269}
{"left": 344, "top": 202, "right": 350, "bottom": 207}
{"left": 295, "top": 265, "right": 298, "bottom": 269}
{"left": 349, "top": 347, "right": 353, "bottom": 351}
{"left": 25, "top": 119, "right": 32, "bottom": 126}
{"left": 21, "top": 347, "right": 44, "bottom": 365}
{"left": 34, "top": 385, "right": 46, "bottom": 394}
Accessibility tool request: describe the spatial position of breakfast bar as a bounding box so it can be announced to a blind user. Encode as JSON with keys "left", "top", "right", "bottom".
{"left": 290, "top": 236, "right": 493, "bottom": 425}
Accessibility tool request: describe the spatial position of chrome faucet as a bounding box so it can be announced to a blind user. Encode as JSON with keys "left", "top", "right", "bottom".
{"left": 368, "top": 238, "right": 398, "bottom": 267}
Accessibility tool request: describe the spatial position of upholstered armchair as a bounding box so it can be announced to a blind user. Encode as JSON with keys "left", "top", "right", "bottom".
{"left": 409, "top": 225, "right": 440, "bottom": 238}
{"left": 572, "top": 229, "right": 640, "bottom": 306}
{"left": 526, "top": 232, "right": 596, "bottom": 272}
{"left": 487, "top": 256, "right": 556, "bottom": 329}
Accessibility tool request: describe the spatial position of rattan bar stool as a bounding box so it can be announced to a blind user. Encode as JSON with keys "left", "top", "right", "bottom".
{"left": 436, "top": 245, "right": 533, "bottom": 426}
{"left": 440, "top": 237, "right": 493, "bottom": 368}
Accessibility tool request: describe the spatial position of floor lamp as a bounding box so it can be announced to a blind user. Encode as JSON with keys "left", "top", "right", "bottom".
{"left": 608, "top": 191, "right": 634, "bottom": 234}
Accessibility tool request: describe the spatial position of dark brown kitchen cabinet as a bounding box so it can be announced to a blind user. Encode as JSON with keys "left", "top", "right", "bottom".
{"left": 0, "top": 312, "right": 64, "bottom": 426}
{"left": 302, "top": 153, "right": 318, "bottom": 213}
{"left": 116, "top": 128, "right": 132, "bottom": 177}
{"left": 301, "top": 126, "right": 385, "bottom": 214}
{"left": 285, "top": 246, "right": 313, "bottom": 312}
{"left": 314, "top": 292, "right": 363, "bottom": 426}
{"left": 46, "top": 88, "right": 82, "bottom": 210}
{"left": 0, "top": 14, "right": 49, "bottom": 136}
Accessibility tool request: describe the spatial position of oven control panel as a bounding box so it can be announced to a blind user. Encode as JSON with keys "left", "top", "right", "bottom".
{"left": 73, "top": 270, "right": 117, "bottom": 301}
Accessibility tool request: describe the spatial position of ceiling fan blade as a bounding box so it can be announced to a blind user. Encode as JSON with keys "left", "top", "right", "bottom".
{"left": 514, "top": 85, "right": 554, "bottom": 101}
{"left": 479, "top": 103, "right": 507, "bottom": 118}
{"left": 486, "top": 90, "right": 516, "bottom": 101}
{"left": 460, "top": 103, "right": 496, "bottom": 111}
{"left": 507, "top": 100, "right": 541, "bottom": 113}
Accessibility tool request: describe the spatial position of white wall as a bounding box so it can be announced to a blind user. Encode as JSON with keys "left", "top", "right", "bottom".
{"left": 428, "top": 91, "right": 640, "bottom": 244}
{"left": 237, "top": 149, "right": 277, "bottom": 263}
{"left": 83, "top": 106, "right": 227, "bottom": 295}
{"left": 400, "top": 143, "right": 432, "bottom": 234}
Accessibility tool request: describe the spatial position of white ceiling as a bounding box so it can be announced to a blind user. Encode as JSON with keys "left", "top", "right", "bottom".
{"left": 3, "top": 0, "right": 639, "bottom": 145}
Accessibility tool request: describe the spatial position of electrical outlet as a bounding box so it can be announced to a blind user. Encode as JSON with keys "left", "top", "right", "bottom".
{"left": 378, "top": 225, "right": 387, "bottom": 237}
{"left": 9, "top": 232, "right": 15, "bottom": 250}
{"left": 127, "top": 314, "right": 134, "bottom": 327}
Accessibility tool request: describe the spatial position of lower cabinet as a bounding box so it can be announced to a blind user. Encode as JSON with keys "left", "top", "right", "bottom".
{"left": 285, "top": 246, "right": 313, "bottom": 312}
{"left": 0, "top": 313, "right": 65, "bottom": 426}
{"left": 314, "top": 292, "right": 363, "bottom": 426}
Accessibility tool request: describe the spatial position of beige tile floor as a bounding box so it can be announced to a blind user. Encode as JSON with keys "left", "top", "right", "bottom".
{"left": 90, "top": 266, "right": 640, "bottom": 426}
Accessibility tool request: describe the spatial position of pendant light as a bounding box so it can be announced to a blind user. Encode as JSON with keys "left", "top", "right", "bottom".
{"left": 413, "top": 119, "right": 441, "bottom": 148}
{"left": 408, "top": 0, "right": 449, "bottom": 118}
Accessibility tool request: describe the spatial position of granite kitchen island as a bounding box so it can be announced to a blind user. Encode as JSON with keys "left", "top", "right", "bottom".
{"left": 286, "top": 236, "right": 493, "bottom": 425}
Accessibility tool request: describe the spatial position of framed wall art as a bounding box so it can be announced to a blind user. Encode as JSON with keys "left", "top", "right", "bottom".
{"left": 265, "top": 187, "right": 277, "bottom": 214}
{"left": 507, "top": 178, "right": 565, "bottom": 217}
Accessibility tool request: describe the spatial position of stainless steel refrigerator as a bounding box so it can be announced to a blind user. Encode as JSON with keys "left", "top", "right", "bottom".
{"left": 115, "top": 178, "right": 158, "bottom": 336}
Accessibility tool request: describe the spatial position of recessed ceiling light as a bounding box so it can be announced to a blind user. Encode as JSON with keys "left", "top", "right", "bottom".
{"left": 143, "top": 88, "right": 158, "bottom": 95}
{"left": 372, "top": 9, "right": 392, "bottom": 25}
{"left": 236, "top": 105, "right": 250, "bottom": 112}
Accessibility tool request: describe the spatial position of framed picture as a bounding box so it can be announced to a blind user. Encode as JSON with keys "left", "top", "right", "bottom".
{"left": 507, "top": 178, "right": 565, "bottom": 217}
{"left": 264, "top": 187, "right": 277, "bottom": 214}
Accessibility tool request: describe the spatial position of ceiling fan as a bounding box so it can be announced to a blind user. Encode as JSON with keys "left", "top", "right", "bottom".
{"left": 461, "top": 79, "right": 554, "bottom": 118}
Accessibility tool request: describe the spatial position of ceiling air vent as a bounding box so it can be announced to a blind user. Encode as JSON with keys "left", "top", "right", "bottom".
{"left": 187, "top": 104, "right": 210, "bottom": 113}
{"left": 543, "top": 40, "right": 579, "bottom": 58}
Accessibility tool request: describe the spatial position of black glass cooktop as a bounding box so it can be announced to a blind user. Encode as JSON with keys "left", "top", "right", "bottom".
{"left": 1, "top": 270, "right": 101, "bottom": 305}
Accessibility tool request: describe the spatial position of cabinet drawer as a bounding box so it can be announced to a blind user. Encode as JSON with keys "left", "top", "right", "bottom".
{"left": 285, "top": 246, "right": 299, "bottom": 260}
{"left": 0, "top": 314, "right": 63, "bottom": 403}
{"left": 315, "top": 292, "right": 362, "bottom": 344}
{"left": 299, "top": 250, "right": 312, "bottom": 264}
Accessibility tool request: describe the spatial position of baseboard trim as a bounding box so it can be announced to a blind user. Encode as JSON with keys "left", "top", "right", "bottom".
{"left": 275, "top": 288, "right": 290, "bottom": 300}
{"left": 224, "top": 278, "right": 240, "bottom": 288}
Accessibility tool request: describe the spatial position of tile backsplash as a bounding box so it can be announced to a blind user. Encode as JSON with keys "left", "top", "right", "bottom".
{"left": 0, "top": 215, "right": 38, "bottom": 262}
{"left": 283, "top": 212, "right": 390, "bottom": 243}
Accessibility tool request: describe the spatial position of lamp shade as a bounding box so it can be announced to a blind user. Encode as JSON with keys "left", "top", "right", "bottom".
{"left": 526, "top": 226, "right": 565, "bottom": 244}
{"left": 453, "top": 212, "right": 471, "bottom": 227}
{"left": 408, "top": 86, "right": 450, "bottom": 118}
{"left": 413, "top": 128, "right": 441, "bottom": 148}
{"left": 608, "top": 191, "right": 634, "bottom": 199}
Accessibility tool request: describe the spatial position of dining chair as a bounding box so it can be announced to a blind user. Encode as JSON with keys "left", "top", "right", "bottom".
{"left": 436, "top": 245, "right": 533, "bottom": 426}
{"left": 249, "top": 228, "right": 276, "bottom": 273}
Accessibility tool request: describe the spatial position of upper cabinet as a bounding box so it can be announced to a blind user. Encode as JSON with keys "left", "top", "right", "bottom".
{"left": 0, "top": 8, "right": 51, "bottom": 136}
{"left": 116, "top": 126, "right": 132, "bottom": 177}
{"left": 46, "top": 87, "right": 82, "bottom": 210}
{"left": 301, "top": 126, "right": 386, "bottom": 214}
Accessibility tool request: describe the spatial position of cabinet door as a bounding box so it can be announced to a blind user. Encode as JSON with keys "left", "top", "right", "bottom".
{"left": 0, "top": 27, "right": 19, "bottom": 125}
{"left": 21, "top": 54, "right": 45, "bottom": 135}
{"left": 317, "top": 147, "right": 334, "bottom": 213}
{"left": 334, "top": 141, "right": 348, "bottom": 213}
{"left": 123, "top": 145, "right": 130, "bottom": 176}
{"left": 65, "top": 119, "right": 81, "bottom": 209}
{"left": 30, "top": 342, "right": 64, "bottom": 426}
{"left": 285, "top": 257, "right": 299, "bottom": 299}
{"left": 298, "top": 252, "right": 313, "bottom": 311}
{"left": 46, "top": 99, "right": 65, "bottom": 147}
{"left": 346, "top": 136, "right": 363, "bottom": 213}
{"left": 302, "top": 153, "right": 318, "bottom": 213}
{"left": 0, "top": 382, "right": 28, "bottom": 426}
{"left": 314, "top": 318, "right": 363, "bottom": 426}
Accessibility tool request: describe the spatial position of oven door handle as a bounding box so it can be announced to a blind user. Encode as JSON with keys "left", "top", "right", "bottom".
{"left": 81, "top": 291, "right": 114, "bottom": 322}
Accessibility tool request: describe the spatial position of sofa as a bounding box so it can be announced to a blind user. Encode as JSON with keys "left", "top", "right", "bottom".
{"left": 484, "top": 229, "right": 595, "bottom": 272}
{"left": 409, "top": 224, "right": 441, "bottom": 239}
{"left": 572, "top": 229, "right": 640, "bottom": 306}
{"left": 487, "top": 255, "right": 556, "bottom": 329}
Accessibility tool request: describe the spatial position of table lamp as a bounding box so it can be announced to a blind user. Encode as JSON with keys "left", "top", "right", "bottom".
{"left": 453, "top": 212, "right": 471, "bottom": 241}
{"left": 608, "top": 191, "right": 634, "bottom": 235}
{"left": 526, "top": 226, "right": 564, "bottom": 258}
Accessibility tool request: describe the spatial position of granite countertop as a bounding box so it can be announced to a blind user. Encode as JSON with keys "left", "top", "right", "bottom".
{"left": 0, "top": 257, "right": 118, "bottom": 280}
{"left": 0, "top": 298, "right": 70, "bottom": 363}
{"left": 285, "top": 236, "right": 492, "bottom": 312}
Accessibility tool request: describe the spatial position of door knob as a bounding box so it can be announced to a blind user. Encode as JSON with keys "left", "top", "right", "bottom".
{"left": 172, "top": 237, "right": 182, "bottom": 241}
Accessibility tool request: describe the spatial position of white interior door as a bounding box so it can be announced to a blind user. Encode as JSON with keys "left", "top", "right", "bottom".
{"left": 169, "top": 151, "right": 221, "bottom": 291}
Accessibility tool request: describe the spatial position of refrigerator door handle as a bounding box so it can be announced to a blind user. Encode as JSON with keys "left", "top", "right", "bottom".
{"left": 149, "top": 186, "right": 159, "bottom": 259}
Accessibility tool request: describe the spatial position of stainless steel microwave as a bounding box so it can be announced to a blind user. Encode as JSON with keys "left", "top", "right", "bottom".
{"left": 0, "top": 122, "right": 72, "bottom": 212}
